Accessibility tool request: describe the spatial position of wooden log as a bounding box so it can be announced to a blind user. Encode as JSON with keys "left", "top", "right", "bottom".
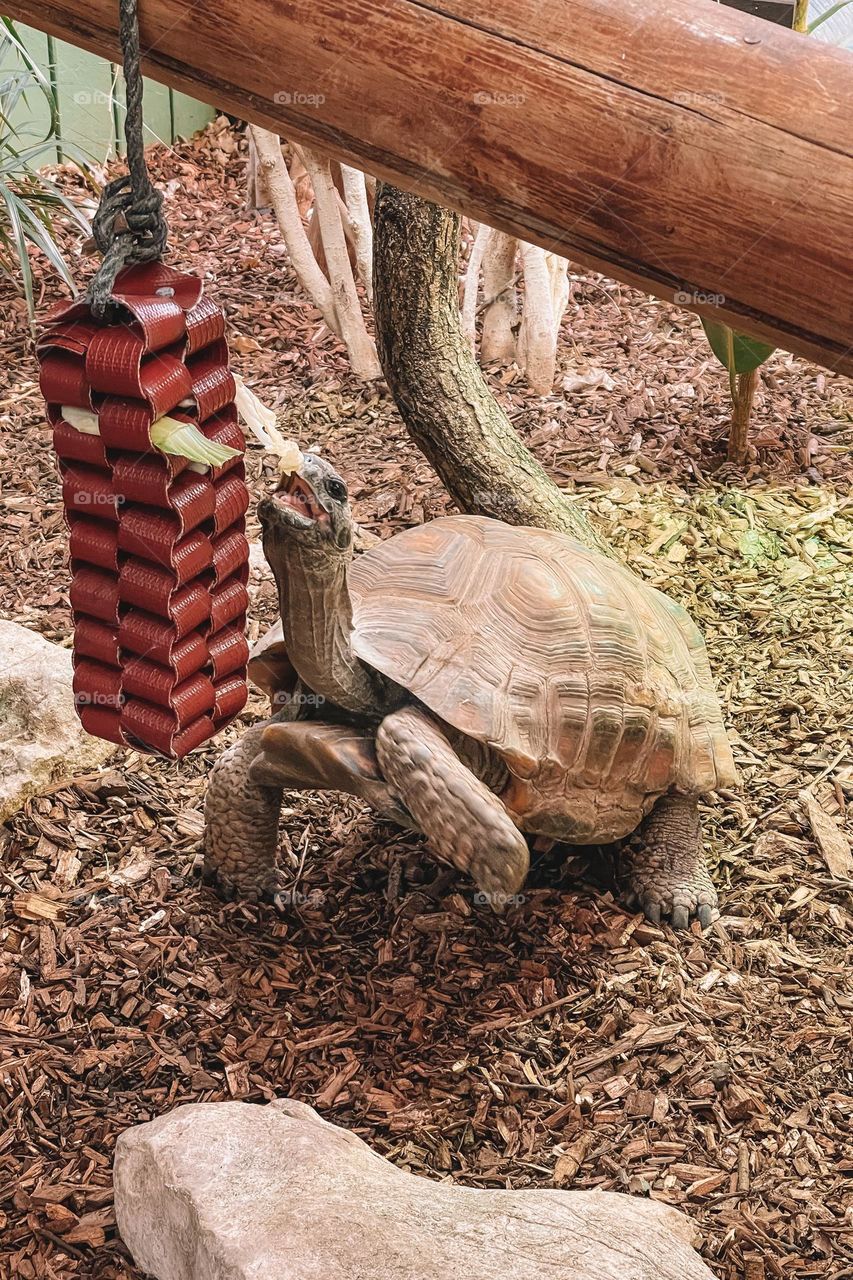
{"left": 8, "top": 0, "right": 853, "bottom": 373}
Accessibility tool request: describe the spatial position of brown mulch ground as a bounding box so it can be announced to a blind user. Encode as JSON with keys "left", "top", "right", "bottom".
{"left": 1, "top": 120, "right": 851, "bottom": 1280}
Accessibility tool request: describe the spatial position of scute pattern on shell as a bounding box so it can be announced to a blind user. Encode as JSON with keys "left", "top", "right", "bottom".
{"left": 349, "top": 516, "right": 736, "bottom": 833}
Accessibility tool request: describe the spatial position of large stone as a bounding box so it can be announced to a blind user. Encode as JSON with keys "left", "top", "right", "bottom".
{"left": 0, "top": 620, "right": 115, "bottom": 822}
{"left": 114, "top": 1099, "right": 717, "bottom": 1280}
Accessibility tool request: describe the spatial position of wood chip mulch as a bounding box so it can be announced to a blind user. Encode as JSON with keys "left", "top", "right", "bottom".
{"left": 1, "top": 120, "right": 851, "bottom": 1280}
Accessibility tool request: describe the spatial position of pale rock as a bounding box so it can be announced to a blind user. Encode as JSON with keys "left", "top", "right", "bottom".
{"left": 115, "top": 1099, "right": 716, "bottom": 1280}
{"left": 0, "top": 620, "right": 115, "bottom": 822}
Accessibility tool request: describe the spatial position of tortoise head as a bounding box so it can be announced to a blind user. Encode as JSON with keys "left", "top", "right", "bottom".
{"left": 258, "top": 453, "right": 354, "bottom": 559}
{"left": 257, "top": 453, "right": 389, "bottom": 715}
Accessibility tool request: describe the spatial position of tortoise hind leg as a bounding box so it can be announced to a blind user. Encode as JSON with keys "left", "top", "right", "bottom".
{"left": 204, "top": 719, "right": 411, "bottom": 903}
{"left": 376, "top": 707, "right": 529, "bottom": 907}
{"left": 618, "top": 793, "right": 717, "bottom": 930}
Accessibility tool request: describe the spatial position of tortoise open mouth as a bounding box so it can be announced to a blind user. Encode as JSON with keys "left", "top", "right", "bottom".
{"left": 273, "top": 472, "right": 328, "bottom": 525}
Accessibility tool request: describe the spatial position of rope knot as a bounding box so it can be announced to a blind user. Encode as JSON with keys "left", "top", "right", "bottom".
{"left": 85, "top": 0, "right": 169, "bottom": 316}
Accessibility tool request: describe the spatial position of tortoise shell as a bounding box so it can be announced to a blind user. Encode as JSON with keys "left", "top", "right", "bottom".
{"left": 252, "top": 516, "right": 736, "bottom": 842}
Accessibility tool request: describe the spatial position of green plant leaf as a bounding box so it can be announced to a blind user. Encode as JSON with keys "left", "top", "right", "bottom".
{"left": 700, "top": 319, "right": 776, "bottom": 377}
{"left": 808, "top": 0, "right": 853, "bottom": 32}
{"left": 0, "top": 21, "right": 96, "bottom": 316}
{"left": 62, "top": 406, "right": 243, "bottom": 468}
{"left": 14, "top": 197, "right": 76, "bottom": 291}
{"left": 1, "top": 18, "right": 59, "bottom": 139}
{"left": 0, "top": 180, "right": 35, "bottom": 316}
{"left": 150, "top": 416, "right": 242, "bottom": 467}
{"left": 61, "top": 406, "right": 100, "bottom": 434}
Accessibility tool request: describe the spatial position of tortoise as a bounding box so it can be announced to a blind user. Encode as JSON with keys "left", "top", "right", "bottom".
{"left": 204, "top": 455, "right": 737, "bottom": 927}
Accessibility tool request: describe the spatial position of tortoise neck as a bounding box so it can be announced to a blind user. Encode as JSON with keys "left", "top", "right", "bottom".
{"left": 272, "top": 540, "right": 387, "bottom": 717}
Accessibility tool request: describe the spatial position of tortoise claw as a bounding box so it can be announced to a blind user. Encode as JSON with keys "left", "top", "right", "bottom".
{"left": 670, "top": 903, "right": 689, "bottom": 931}
{"left": 638, "top": 895, "right": 712, "bottom": 931}
{"left": 203, "top": 865, "right": 237, "bottom": 901}
{"left": 643, "top": 898, "right": 662, "bottom": 926}
{"left": 619, "top": 797, "right": 718, "bottom": 935}
{"left": 265, "top": 870, "right": 301, "bottom": 914}
{"left": 204, "top": 863, "right": 291, "bottom": 912}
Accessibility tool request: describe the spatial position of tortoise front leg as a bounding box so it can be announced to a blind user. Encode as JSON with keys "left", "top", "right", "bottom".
{"left": 204, "top": 721, "right": 284, "bottom": 902}
{"left": 376, "top": 707, "right": 529, "bottom": 907}
{"left": 204, "top": 719, "right": 413, "bottom": 903}
{"left": 252, "top": 721, "right": 412, "bottom": 827}
{"left": 618, "top": 793, "right": 717, "bottom": 930}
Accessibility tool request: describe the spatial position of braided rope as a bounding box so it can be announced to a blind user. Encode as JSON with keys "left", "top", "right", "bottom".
{"left": 87, "top": 0, "right": 168, "bottom": 315}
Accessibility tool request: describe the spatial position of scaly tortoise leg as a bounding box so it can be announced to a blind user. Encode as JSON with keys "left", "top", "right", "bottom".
{"left": 375, "top": 707, "right": 529, "bottom": 908}
{"left": 204, "top": 719, "right": 411, "bottom": 904}
{"left": 618, "top": 793, "right": 717, "bottom": 931}
{"left": 205, "top": 720, "right": 283, "bottom": 902}
{"left": 253, "top": 721, "right": 412, "bottom": 826}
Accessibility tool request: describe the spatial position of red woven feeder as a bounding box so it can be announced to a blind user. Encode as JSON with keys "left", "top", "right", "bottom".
{"left": 38, "top": 262, "right": 250, "bottom": 758}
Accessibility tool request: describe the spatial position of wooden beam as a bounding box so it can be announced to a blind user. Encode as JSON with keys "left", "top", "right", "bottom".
{"left": 8, "top": 0, "right": 853, "bottom": 374}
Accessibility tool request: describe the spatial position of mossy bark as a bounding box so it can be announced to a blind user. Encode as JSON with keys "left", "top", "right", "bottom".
{"left": 372, "top": 184, "right": 613, "bottom": 558}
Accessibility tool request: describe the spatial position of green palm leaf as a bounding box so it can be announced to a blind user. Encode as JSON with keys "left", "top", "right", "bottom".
{"left": 700, "top": 318, "right": 775, "bottom": 397}
{"left": 808, "top": 0, "right": 853, "bottom": 33}
{"left": 0, "top": 19, "right": 94, "bottom": 320}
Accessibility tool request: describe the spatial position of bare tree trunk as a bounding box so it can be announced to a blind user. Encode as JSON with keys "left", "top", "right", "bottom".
{"left": 250, "top": 127, "right": 340, "bottom": 336}
{"left": 728, "top": 368, "right": 758, "bottom": 464}
{"left": 296, "top": 155, "right": 355, "bottom": 276}
{"left": 480, "top": 229, "right": 518, "bottom": 363}
{"left": 287, "top": 148, "right": 316, "bottom": 219}
{"left": 341, "top": 165, "right": 374, "bottom": 303}
{"left": 296, "top": 146, "right": 382, "bottom": 381}
{"left": 517, "top": 242, "right": 558, "bottom": 394}
{"left": 372, "top": 184, "right": 612, "bottom": 555}
{"left": 246, "top": 128, "right": 263, "bottom": 209}
{"left": 548, "top": 252, "right": 571, "bottom": 331}
{"left": 333, "top": 190, "right": 359, "bottom": 253}
{"left": 461, "top": 222, "right": 490, "bottom": 350}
